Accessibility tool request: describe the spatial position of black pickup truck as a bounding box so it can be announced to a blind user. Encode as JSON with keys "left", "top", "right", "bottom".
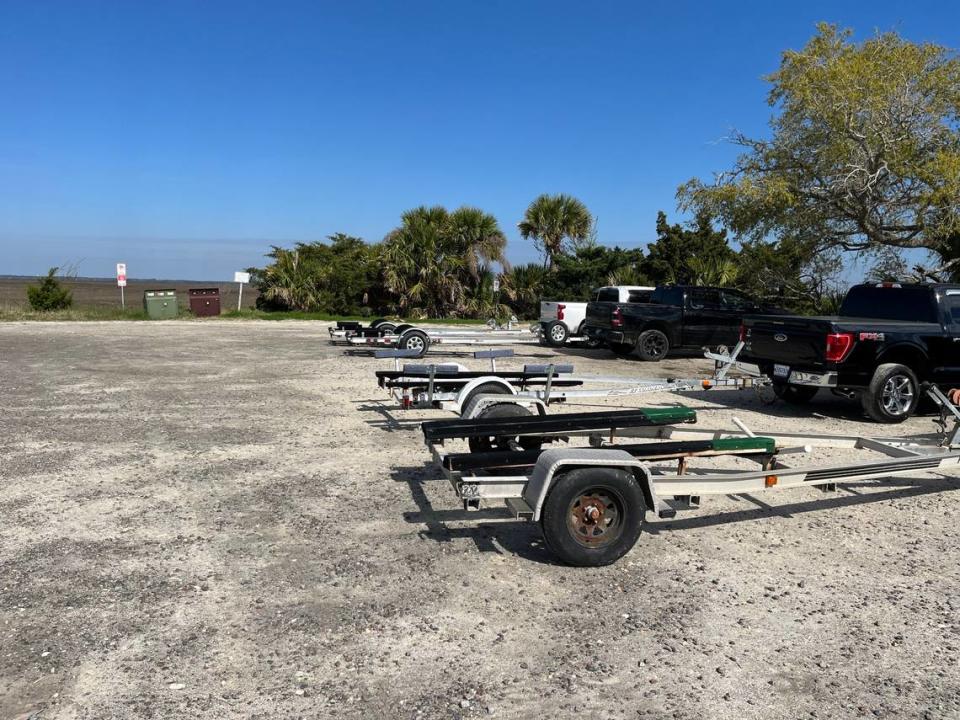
{"left": 584, "top": 285, "right": 786, "bottom": 361}
{"left": 742, "top": 283, "right": 960, "bottom": 423}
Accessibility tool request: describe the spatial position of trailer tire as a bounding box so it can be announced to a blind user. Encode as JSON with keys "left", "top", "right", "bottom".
{"left": 467, "top": 402, "right": 543, "bottom": 453}
{"left": 540, "top": 467, "right": 645, "bottom": 567}
{"left": 376, "top": 322, "right": 397, "bottom": 335}
{"left": 861, "top": 363, "right": 919, "bottom": 423}
{"left": 545, "top": 321, "right": 569, "bottom": 347}
{"left": 393, "top": 324, "right": 415, "bottom": 334}
{"left": 772, "top": 382, "right": 819, "bottom": 405}
{"left": 635, "top": 329, "right": 669, "bottom": 361}
{"left": 369, "top": 318, "right": 389, "bottom": 329}
{"left": 397, "top": 329, "right": 430, "bottom": 357}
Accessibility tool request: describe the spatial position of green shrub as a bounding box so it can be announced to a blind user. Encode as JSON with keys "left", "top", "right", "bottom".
{"left": 27, "top": 268, "right": 73, "bottom": 311}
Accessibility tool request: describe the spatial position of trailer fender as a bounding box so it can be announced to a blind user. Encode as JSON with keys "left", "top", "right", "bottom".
{"left": 523, "top": 448, "right": 658, "bottom": 522}
{"left": 462, "top": 395, "right": 547, "bottom": 420}
{"left": 454, "top": 376, "right": 517, "bottom": 412}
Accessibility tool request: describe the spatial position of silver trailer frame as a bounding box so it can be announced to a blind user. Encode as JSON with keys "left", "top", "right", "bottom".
{"left": 420, "top": 387, "right": 960, "bottom": 566}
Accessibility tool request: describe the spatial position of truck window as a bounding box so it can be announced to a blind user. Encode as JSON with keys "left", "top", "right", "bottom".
{"left": 840, "top": 286, "right": 937, "bottom": 323}
{"left": 597, "top": 287, "right": 619, "bottom": 302}
{"left": 688, "top": 288, "right": 721, "bottom": 310}
{"left": 945, "top": 293, "right": 960, "bottom": 325}
{"left": 652, "top": 287, "right": 683, "bottom": 306}
{"left": 627, "top": 289, "right": 652, "bottom": 303}
{"left": 720, "top": 289, "right": 754, "bottom": 311}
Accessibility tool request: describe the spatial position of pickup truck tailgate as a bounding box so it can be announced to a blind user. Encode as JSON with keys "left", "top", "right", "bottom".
{"left": 745, "top": 316, "right": 835, "bottom": 369}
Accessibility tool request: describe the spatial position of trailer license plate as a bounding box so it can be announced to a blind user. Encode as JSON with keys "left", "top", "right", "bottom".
{"left": 773, "top": 364, "right": 790, "bottom": 378}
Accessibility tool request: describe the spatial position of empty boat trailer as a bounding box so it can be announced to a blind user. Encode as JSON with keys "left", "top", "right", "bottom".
{"left": 418, "top": 387, "right": 960, "bottom": 566}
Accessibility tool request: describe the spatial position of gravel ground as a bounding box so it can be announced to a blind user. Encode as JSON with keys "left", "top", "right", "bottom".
{"left": 2, "top": 321, "right": 959, "bottom": 720}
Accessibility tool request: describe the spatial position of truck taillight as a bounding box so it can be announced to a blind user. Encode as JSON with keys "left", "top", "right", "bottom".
{"left": 739, "top": 323, "right": 747, "bottom": 342}
{"left": 825, "top": 332, "right": 854, "bottom": 362}
{"left": 611, "top": 307, "right": 623, "bottom": 328}
{"left": 556, "top": 303, "right": 565, "bottom": 321}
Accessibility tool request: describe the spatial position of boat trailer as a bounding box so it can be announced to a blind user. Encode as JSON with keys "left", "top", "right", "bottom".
{"left": 417, "top": 386, "right": 960, "bottom": 566}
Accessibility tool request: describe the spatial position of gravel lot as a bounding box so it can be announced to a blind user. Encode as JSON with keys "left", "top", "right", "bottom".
{"left": 2, "top": 321, "right": 959, "bottom": 720}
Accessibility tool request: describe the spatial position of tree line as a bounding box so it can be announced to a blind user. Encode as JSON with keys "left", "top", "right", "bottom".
{"left": 252, "top": 24, "right": 960, "bottom": 319}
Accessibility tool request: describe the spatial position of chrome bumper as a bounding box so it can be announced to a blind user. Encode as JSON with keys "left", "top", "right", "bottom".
{"left": 788, "top": 370, "right": 838, "bottom": 387}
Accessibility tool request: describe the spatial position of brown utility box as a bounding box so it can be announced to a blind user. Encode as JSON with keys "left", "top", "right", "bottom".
{"left": 188, "top": 287, "right": 221, "bottom": 317}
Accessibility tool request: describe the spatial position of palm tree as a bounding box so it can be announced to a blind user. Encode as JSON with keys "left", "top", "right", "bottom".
{"left": 447, "top": 206, "right": 509, "bottom": 279}
{"left": 380, "top": 205, "right": 509, "bottom": 317}
{"left": 518, "top": 194, "right": 592, "bottom": 269}
{"left": 687, "top": 255, "right": 739, "bottom": 286}
{"left": 259, "top": 246, "right": 326, "bottom": 311}
{"left": 501, "top": 263, "right": 547, "bottom": 319}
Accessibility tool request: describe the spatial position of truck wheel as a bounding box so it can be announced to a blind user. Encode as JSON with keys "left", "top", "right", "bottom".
{"left": 861, "top": 363, "right": 919, "bottom": 423}
{"left": 397, "top": 329, "right": 430, "bottom": 357}
{"left": 772, "top": 382, "right": 819, "bottom": 405}
{"left": 636, "top": 329, "right": 669, "bottom": 361}
{"left": 609, "top": 342, "right": 635, "bottom": 357}
{"left": 540, "top": 468, "right": 645, "bottom": 567}
{"left": 467, "top": 402, "right": 542, "bottom": 453}
{"left": 545, "top": 321, "right": 569, "bottom": 347}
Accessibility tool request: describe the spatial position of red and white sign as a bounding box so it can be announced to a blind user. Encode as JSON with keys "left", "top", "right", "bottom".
{"left": 116, "top": 263, "right": 127, "bottom": 287}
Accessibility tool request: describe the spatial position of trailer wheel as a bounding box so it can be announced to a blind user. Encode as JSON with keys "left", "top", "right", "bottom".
{"left": 540, "top": 468, "right": 645, "bottom": 567}
{"left": 369, "top": 318, "right": 388, "bottom": 329}
{"left": 772, "top": 382, "right": 819, "bottom": 405}
{"left": 393, "top": 323, "right": 414, "bottom": 334}
{"left": 376, "top": 322, "right": 397, "bottom": 335}
{"left": 397, "top": 329, "right": 430, "bottom": 357}
{"left": 467, "top": 403, "right": 543, "bottom": 453}
{"left": 545, "top": 321, "right": 569, "bottom": 347}
{"left": 861, "top": 363, "right": 919, "bottom": 423}
{"left": 636, "top": 329, "right": 669, "bottom": 361}
{"left": 609, "top": 342, "right": 634, "bottom": 357}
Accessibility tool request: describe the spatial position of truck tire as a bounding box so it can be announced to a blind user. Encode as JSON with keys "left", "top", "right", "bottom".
{"left": 467, "top": 402, "right": 543, "bottom": 453}
{"left": 609, "top": 342, "right": 635, "bottom": 357}
{"left": 635, "top": 329, "right": 669, "bottom": 362}
{"left": 397, "top": 329, "right": 430, "bottom": 357}
{"left": 772, "top": 382, "right": 819, "bottom": 405}
{"left": 540, "top": 467, "right": 645, "bottom": 567}
{"left": 861, "top": 363, "right": 919, "bottom": 423}
{"left": 545, "top": 320, "right": 569, "bottom": 347}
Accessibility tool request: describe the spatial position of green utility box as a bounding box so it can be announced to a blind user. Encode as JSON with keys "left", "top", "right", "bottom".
{"left": 144, "top": 289, "right": 179, "bottom": 319}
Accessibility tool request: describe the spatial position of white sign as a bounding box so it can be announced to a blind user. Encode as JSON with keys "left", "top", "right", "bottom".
{"left": 234, "top": 271, "right": 251, "bottom": 284}
{"left": 116, "top": 263, "right": 127, "bottom": 287}
{"left": 492, "top": 277, "right": 500, "bottom": 292}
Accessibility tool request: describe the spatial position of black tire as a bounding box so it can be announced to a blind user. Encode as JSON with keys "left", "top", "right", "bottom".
{"left": 540, "top": 467, "right": 646, "bottom": 567}
{"left": 635, "top": 329, "right": 669, "bottom": 362}
{"left": 772, "top": 382, "right": 819, "bottom": 405}
{"left": 609, "top": 341, "right": 635, "bottom": 357}
{"left": 376, "top": 322, "right": 397, "bottom": 335}
{"left": 369, "top": 318, "right": 388, "bottom": 329}
{"left": 545, "top": 320, "right": 569, "bottom": 347}
{"left": 397, "top": 329, "right": 430, "bottom": 357}
{"left": 467, "top": 402, "right": 543, "bottom": 453}
{"left": 861, "top": 363, "right": 919, "bottom": 423}
{"left": 461, "top": 381, "right": 513, "bottom": 414}
{"left": 393, "top": 323, "right": 414, "bottom": 334}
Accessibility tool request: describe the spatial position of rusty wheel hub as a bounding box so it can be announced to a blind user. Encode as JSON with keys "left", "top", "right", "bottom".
{"left": 568, "top": 491, "right": 622, "bottom": 547}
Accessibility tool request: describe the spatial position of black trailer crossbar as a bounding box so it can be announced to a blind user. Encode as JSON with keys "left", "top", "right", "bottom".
{"left": 421, "top": 407, "right": 698, "bottom": 444}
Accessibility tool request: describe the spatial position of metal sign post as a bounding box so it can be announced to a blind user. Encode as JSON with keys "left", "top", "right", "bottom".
{"left": 234, "top": 271, "right": 250, "bottom": 311}
{"left": 116, "top": 263, "right": 127, "bottom": 309}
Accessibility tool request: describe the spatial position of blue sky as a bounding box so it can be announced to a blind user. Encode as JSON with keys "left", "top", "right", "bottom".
{"left": 0, "top": 0, "right": 954, "bottom": 280}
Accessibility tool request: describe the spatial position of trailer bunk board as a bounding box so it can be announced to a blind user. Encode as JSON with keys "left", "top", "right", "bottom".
{"left": 421, "top": 407, "right": 698, "bottom": 444}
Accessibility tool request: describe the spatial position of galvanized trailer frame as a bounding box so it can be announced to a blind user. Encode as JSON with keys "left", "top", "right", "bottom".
{"left": 418, "top": 388, "right": 960, "bottom": 566}
{"left": 377, "top": 343, "right": 767, "bottom": 416}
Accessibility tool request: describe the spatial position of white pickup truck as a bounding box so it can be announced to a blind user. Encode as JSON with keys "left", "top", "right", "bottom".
{"left": 539, "top": 285, "right": 655, "bottom": 346}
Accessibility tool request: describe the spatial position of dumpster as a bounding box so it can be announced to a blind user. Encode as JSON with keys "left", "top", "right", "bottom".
{"left": 143, "top": 289, "right": 178, "bottom": 319}
{"left": 189, "top": 287, "right": 221, "bottom": 317}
